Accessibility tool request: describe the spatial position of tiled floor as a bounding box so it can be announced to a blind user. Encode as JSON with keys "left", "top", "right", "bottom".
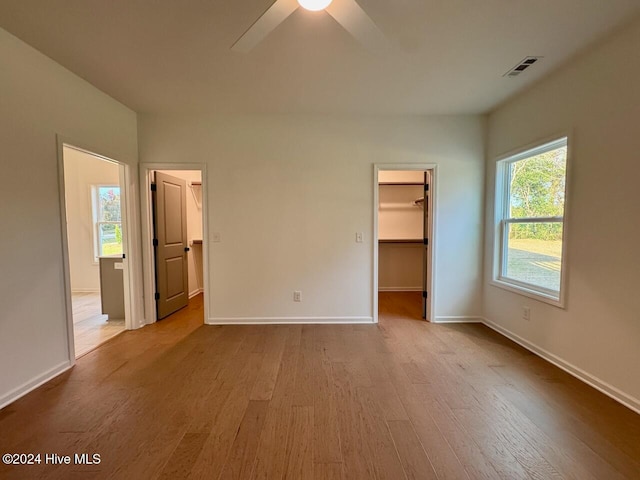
{"left": 72, "top": 292, "right": 125, "bottom": 357}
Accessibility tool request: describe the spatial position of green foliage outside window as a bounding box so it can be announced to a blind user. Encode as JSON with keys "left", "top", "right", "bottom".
{"left": 99, "top": 187, "right": 121, "bottom": 222}
{"left": 508, "top": 147, "right": 566, "bottom": 240}
{"left": 97, "top": 186, "right": 122, "bottom": 257}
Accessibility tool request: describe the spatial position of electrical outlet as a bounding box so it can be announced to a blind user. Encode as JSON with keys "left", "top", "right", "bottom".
{"left": 293, "top": 291, "right": 302, "bottom": 302}
{"left": 523, "top": 306, "right": 531, "bottom": 321}
{"left": 356, "top": 232, "right": 363, "bottom": 243}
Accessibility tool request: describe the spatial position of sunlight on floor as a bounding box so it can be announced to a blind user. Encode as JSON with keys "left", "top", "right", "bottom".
{"left": 72, "top": 292, "right": 125, "bottom": 357}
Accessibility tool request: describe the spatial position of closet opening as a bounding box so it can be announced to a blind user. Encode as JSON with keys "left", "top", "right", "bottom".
{"left": 140, "top": 165, "right": 209, "bottom": 325}
{"left": 374, "top": 166, "right": 435, "bottom": 323}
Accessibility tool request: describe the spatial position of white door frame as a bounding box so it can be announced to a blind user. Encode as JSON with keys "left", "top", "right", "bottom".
{"left": 57, "top": 137, "right": 139, "bottom": 363}
{"left": 373, "top": 164, "right": 437, "bottom": 323}
{"left": 139, "top": 163, "right": 210, "bottom": 324}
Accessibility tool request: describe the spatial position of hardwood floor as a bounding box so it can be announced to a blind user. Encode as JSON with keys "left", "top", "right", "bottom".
{"left": 72, "top": 292, "right": 125, "bottom": 357}
{"left": 1, "top": 293, "right": 639, "bottom": 479}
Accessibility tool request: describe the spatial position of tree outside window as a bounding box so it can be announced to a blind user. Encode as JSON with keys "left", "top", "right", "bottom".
{"left": 94, "top": 186, "right": 122, "bottom": 258}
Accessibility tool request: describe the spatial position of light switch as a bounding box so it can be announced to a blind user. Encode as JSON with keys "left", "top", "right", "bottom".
{"left": 356, "top": 232, "right": 363, "bottom": 243}
{"left": 212, "top": 232, "right": 221, "bottom": 243}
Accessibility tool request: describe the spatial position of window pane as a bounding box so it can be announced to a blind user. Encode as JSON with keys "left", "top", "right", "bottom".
{"left": 504, "top": 222, "right": 562, "bottom": 293}
{"left": 98, "top": 187, "right": 121, "bottom": 222}
{"left": 509, "top": 145, "right": 566, "bottom": 218}
{"left": 98, "top": 223, "right": 123, "bottom": 256}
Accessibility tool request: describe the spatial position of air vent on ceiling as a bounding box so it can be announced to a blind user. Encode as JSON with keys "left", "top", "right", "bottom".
{"left": 504, "top": 56, "right": 542, "bottom": 77}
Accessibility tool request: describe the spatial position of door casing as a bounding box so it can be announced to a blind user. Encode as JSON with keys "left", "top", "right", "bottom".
{"left": 57, "top": 137, "right": 140, "bottom": 363}
{"left": 140, "top": 163, "right": 210, "bottom": 325}
{"left": 373, "top": 164, "right": 437, "bottom": 323}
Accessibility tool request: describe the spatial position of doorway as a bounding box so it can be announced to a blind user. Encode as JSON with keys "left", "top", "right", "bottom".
{"left": 373, "top": 165, "right": 435, "bottom": 323}
{"left": 60, "top": 145, "right": 130, "bottom": 357}
{"left": 140, "top": 165, "right": 208, "bottom": 324}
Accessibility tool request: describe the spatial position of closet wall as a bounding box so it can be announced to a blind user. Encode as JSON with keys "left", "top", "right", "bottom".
{"left": 378, "top": 171, "right": 424, "bottom": 291}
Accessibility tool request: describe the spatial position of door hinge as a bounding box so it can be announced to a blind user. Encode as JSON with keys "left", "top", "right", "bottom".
{"left": 424, "top": 183, "right": 429, "bottom": 192}
{"left": 153, "top": 238, "right": 158, "bottom": 247}
{"left": 422, "top": 291, "right": 428, "bottom": 298}
{"left": 155, "top": 292, "right": 160, "bottom": 301}
{"left": 150, "top": 183, "right": 157, "bottom": 192}
{"left": 423, "top": 238, "right": 429, "bottom": 246}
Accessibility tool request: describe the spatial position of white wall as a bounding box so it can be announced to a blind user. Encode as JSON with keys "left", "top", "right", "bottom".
{"left": 64, "top": 147, "right": 120, "bottom": 292}
{"left": 157, "top": 170, "right": 203, "bottom": 297}
{"left": 139, "top": 114, "right": 485, "bottom": 322}
{"left": 484, "top": 18, "right": 640, "bottom": 409}
{"left": 0, "top": 27, "right": 138, "bottom": 408}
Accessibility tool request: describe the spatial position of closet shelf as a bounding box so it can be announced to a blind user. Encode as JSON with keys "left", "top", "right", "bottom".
{"left": 379, "top": 182, "right": 424, "bottom": 186}
{"left": 379, "top": 203, "right": 422, "bottom": 209}
{"left": 379, "top": 239, "right": 423, "bottom": 244}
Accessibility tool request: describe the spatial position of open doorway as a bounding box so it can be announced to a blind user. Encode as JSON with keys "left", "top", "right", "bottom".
{"left": 61, "top": 145, "right": 129, "bottom": 357}
{"left": 374, "top": 166, "right": 435, "bottom": 323}
{"left": 141, "top": 166, "right": 208, "bottom": 324}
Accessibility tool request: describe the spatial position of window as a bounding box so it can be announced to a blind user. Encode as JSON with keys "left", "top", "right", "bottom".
{"left": 93, "top": 186, "right": 122, "bottom": 259}
{"left": 494, "top": 137, "right": 568, "bottom": 304}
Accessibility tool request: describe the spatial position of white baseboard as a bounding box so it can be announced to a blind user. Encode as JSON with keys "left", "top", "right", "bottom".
{"left": 189, "top": 288, "right": 204, "bottom": 299}
{"left": 71, "top": 288, "right": 100, "bottom": 294}
{"left": 378, "top": 287, "right": 422, "bottom": 292}
{"left": 207, "top": 316, "right": 374, "bottom": 325}
{"left": 0, "top": 361, "right": 72, "bottom": 410}
{"left": 434, "top": 316, "right": 483, "bottom": 323}
{"left": 481, "top": 317, "right": 640, "bottom": 415}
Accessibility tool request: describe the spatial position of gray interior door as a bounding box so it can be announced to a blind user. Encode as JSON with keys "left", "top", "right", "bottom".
{"left": 153, "top": 171, "right": 189, "bottom": 320}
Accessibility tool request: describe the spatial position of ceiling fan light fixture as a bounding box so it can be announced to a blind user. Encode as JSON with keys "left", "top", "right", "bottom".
{"left": 297, "top": 0, "right": 333, "bottom": 12}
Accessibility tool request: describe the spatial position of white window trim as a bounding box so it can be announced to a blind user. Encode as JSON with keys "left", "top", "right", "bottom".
{"left": 491, "top": 136, "right": 570, "bottom": 308}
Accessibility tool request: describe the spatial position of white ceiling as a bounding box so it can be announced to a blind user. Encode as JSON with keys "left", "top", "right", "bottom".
{"left": 1, "top": 0, "right": 638, "bottom": 115}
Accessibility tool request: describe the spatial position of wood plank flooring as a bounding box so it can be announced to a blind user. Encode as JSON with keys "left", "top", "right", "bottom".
{"left": 0, "top": 292, "right": 639, "bottom": 479}
{"left": 72, "top": 292, "right": 125, "bottom": 357}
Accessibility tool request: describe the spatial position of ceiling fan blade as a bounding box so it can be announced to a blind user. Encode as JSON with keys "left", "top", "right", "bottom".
{"left": 325, "top": 0, "right": 387, "bottom": 51}
{"left": 232, "top": 0, "right": 299, "bottom": 53}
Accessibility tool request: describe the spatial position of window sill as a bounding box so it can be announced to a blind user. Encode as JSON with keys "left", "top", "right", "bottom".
{"left": 489, "top": 278, "right": 565, "bottom": 309}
